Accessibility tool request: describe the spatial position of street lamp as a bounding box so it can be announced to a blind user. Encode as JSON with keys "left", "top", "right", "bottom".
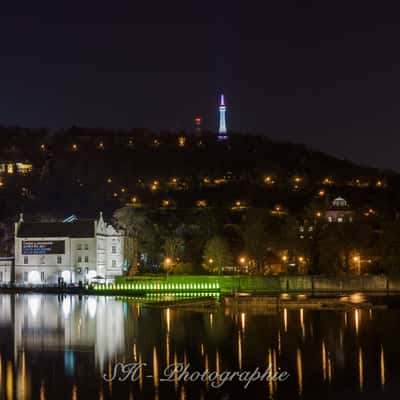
{"left": 353, "top": 256, "right": 361, "bottom": 274}
{"left": 238, "top": 256, "right": 246, "bottom": 274}
{"left": 165, "top": 257, "right": 172, "bottom": 266}
{"left": 164, "top": 257, "right": 172, "bottom": 276}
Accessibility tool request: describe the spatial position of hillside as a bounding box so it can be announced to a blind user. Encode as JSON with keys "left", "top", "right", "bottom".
{"left": 0, "top": 126, "right": 398, "bottom": 220}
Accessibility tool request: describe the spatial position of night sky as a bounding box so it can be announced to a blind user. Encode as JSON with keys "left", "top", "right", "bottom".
{"left": 1, "top": 1, "right": 400, "bottom": 170}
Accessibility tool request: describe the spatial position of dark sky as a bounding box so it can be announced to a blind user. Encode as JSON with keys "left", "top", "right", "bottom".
{"left": 1, "top": 1, "right": 400, "bottom": 170}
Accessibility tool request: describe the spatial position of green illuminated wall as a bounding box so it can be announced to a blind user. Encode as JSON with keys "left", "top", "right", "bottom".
{"left": 115, "top": 275, "right": 282, "bottom": 293}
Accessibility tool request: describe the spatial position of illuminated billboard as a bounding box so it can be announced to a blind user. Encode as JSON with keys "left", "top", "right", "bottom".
{"left": 22, "top": 240, "right": 65, "bottom": 255}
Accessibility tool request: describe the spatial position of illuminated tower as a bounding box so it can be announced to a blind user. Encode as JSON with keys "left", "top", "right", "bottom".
{"left": 218, "top": 94, "right": 228, "bottom": 139}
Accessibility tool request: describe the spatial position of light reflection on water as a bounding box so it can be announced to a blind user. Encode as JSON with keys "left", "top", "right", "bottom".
{"left": 0, "top": 294, "right": 399, "bottom": 399}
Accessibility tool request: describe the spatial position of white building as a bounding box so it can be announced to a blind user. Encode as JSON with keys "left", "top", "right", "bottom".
{"left": 0, "top": 257, "right": 13, "bottom": 284}
{"left": 325, "top": 196, "right": 353, "bottom": 223}
{"left": 14, "top": 212, "right": 125, "bottom": 284}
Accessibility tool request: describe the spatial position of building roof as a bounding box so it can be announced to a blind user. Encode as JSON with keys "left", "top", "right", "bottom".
{"left": 17, "top": 221, "right": 95, "bottom": 238}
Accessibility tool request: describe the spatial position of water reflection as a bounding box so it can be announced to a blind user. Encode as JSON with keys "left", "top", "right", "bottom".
{"left": 0, "top": 294, "right": 399, "bottom": 399}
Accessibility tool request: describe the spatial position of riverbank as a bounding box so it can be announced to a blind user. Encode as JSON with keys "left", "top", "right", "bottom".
{"left": 2, "top": 274, "right": 400, "bottom": 296}
{"left": 116, "top": 274, "right": 400, "bottom": 294}
{"left": 2, "top": 285, "right": 400, "bottom": 311}
{"left": 223, "top": 292, "right": 394, "bottom": 311}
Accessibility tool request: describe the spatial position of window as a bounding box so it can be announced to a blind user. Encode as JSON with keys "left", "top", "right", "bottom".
{"left": 84, "top": 243, "right": 88, "bottom": 250}
{"left": 41, "top": 272, "right": 45, "bottom": 282}
{"left": 0, "top": 271, "right": 3, "bottom": 282}
{"left": 77, "top": 244, "right": 82, "bottom": 250}
{"left": 84, "top": 255, "right": 89, "bottom": 263}
{"left": 57, "top": 256, "right": 62, "bottom": 264}
{"left": 112, "top": 260, "right": 116, "bottom": 268}
{"left": 78, "top": 256, "right": 82, "bottom": 263}
{"left": 112, "top": 246, "right": 116, "bottom": 254}
{"left": 23, "top": 272, "right": 28, "bottom": 281}
{"left": 24, "top": 256, "right": 28, "bottom": 264}
{"left": 338, "top": 217, "right": 343, "bottom": 223}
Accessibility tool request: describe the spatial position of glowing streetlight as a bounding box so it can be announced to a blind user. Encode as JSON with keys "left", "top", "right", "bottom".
{"left": 178, "top": 136, "right": 186, "bottom": 147}
{"left": 165, "top": 257, "right": 172, "bottom": 266}
{"left": 353, "top": 255, "right": 361, "bottom": 274}
{"left": 239, "top": 257, "right": 246, "bottom": 264}
{"left": 234, "top": 201, "right": 243, "bottom": 209}
{"left": 264, "top": 176, "right": 274, "bottom": 184}
{"left": 208, "top": 258, "right": 214, "bottom": 264}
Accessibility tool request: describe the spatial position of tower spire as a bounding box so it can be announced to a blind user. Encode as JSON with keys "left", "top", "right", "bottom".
{"left": 218, "top": 93, "right": 228, "bottom": 140}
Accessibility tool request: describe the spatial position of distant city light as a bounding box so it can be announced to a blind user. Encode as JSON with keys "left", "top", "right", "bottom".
{"left": 178, "top": 136, "right": 186, "bottom": 147}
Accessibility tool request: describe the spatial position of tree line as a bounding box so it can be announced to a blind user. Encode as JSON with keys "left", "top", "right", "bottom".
{"left": 113, "top": 206, "right": 400, "bottom": 276}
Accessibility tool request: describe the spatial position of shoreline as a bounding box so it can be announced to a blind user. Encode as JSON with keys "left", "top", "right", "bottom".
{"left": 1, "top": 287, "right": 400, "bottom": 310}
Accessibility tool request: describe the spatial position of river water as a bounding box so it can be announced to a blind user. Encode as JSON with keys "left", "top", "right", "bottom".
{"left": 0, "top": 294, "right": 399, "bottom": 399}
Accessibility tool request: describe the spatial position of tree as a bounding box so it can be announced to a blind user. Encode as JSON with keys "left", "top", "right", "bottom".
{"left": 243, "top": 215, "right": 268, "bottom": 274}
{"left": 317, "top": 222, "right": 371, "bottom": 274}
{"left": 202, "top": 236, "right": 232, "bottom": 275}
{"left": 113, "top": 207, "right": 154, "bottom": 275}
{"left": 379, "top": 222, "right": 400, "bottom": 275}
{"left": 162, "top": 236, "right": 184, "bottom": 273}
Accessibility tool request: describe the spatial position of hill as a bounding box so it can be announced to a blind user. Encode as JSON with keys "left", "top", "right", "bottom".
{"left": 0, "top": 126, "right": 398, "bottom": 220}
